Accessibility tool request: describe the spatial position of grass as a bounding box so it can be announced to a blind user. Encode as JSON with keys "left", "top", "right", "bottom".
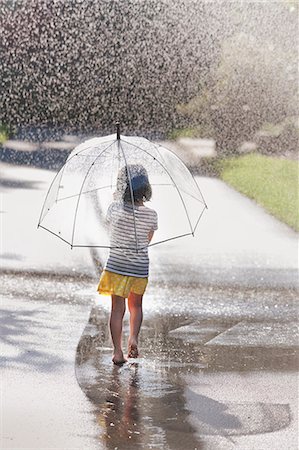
{"left": 217, "top": 153, "right": 299, "bottom": 231}
{"left": 0, "top": 123, "right": 9, "bottom": 144}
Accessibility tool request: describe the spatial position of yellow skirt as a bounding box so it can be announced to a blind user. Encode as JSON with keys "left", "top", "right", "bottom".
{"left": 97, "top": 270, "right": 148, "bottom": 298}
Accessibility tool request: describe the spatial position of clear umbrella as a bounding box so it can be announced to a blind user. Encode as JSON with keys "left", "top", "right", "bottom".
{"left": 38, "top": 124, "right": 207, "bottom": 249}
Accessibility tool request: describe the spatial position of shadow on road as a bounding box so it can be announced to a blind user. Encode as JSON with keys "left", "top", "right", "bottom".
{"left": 0, "top": 306, "right": 64, "bottom": 372}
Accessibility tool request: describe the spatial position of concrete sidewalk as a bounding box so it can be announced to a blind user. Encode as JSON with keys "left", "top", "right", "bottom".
{"left": 0, "top": 162, "right": 95, "bottom": 278}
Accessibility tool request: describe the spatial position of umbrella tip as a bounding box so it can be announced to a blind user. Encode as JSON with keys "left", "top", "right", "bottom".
{"left": 116, "top": 121, "right": 120, "bottom": 140}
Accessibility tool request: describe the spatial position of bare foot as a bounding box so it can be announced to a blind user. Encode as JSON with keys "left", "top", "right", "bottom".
{"left": 127, "top": 339, "right": 139, "bottom": 358}
{"left": 112, "top": 350, "right": 127, "bottom": 365}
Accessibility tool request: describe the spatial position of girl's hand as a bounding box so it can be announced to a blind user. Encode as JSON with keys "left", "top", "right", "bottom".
{"left": 148, "top": 230, "right": 154, "bottom": 243}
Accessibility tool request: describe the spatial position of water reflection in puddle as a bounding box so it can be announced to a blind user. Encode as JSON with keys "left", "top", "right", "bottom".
{"left": 75, "top": 303, "right": 296, "bottom": 449}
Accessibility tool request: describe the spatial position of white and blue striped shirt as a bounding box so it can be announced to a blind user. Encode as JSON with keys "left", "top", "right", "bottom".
{"left": 104, "top": 201, "right": 158, "bottom": 277}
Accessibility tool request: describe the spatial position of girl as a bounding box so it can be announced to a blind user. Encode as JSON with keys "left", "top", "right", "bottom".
{"left": 97, "top": 164, "right": 158, "bottom": 365}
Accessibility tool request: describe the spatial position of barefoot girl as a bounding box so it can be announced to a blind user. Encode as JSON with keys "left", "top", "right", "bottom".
{"left": 97, "top": 164, "right": 158, "bottom": 365}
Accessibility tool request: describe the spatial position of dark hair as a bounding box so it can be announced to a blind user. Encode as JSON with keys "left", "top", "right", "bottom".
{"left": 116, "top": 164, "right": 152, "bottom": 204}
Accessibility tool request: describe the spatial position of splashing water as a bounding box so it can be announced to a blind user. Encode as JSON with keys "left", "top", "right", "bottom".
{"left": 0, "top": 0, "right": 297, "bottom": 155}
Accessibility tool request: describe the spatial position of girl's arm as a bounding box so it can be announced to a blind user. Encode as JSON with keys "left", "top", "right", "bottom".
{"left": 148, "top": 230, "right": 154, "bottom": 243}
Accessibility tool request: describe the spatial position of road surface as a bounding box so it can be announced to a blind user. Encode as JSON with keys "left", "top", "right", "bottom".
{"left": 1, "top": 161, "right": 298, "bottom": 450}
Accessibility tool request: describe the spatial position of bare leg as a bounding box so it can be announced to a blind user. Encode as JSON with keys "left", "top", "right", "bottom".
{"left": 127, "top": 292, "right": 143, "bottom": 358}
{"left": 110, "top": 295, "right": 126, "bottom": 364}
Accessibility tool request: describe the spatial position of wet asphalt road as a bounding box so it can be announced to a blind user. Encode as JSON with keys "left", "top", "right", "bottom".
{"left": 2, "top": 271, "right": 297, "bottom": 450}
{"left": 1, "top": 162, "right": 298, "bottom": 449}
{"left": 77, "top": 254, "right": 298, "bottom": 449}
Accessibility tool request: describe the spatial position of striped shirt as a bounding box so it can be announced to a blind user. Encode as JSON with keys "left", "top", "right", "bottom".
{"left": 104, "top": 201, "right": 158, "bottom": 277}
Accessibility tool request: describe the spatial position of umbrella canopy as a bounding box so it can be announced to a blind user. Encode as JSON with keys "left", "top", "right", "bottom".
{"left": 38, "top": 128, "right": 207, "bottom": 249}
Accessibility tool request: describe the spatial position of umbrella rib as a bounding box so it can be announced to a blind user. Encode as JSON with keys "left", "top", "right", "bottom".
{"left": 38, "top": 138, "right": 115, "bottom": 225}
{"left": 56, "top": 138, "right": 114, "bottom": 202}
{"left": 193, "top": 206, "right": 207, "bottom": 234}
{"left": 154, "top": 141, "right": 208, "bottom": 208}
{"left": 59, "top": 182, "right": 176, "bottom": 202}
{"left": 71, "top": 232, "right": 194, "bottom": 249}
{"left": 38, "top": 224, "right": 72, "bottom": 247}
{"left": 144, "top": 181, "right": 204, "bottom": 203}
{"left": 121, "top": 138, "right": 207, "bottom": 206}
{"left": 147, "top": 233, "right": 193, "bottom": 247}
{"left": 154, "top": 143, "right": 207, "bottom": 206}
{"left": 153, "top": 180, "right": 205, "bottom": 203}
{"left": 118, "top": 141, "right": 139, "bottom": 252}
{"left": 121, "top": 139, "right": 195, "bottom": 236}
{"left": 57, "top": 184, "right": 112, "bottom": 202}
{"left": 152, "top": 152, "right": 194, "bottom": 235}
{"left": 64, "top": 138, "right": 114, "bottom": 162}
{"left": 37, "top": 165, "right": 65, "bottom": 226}
{"left": 71, "top": 140, "right": 116, "bottom": 247}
